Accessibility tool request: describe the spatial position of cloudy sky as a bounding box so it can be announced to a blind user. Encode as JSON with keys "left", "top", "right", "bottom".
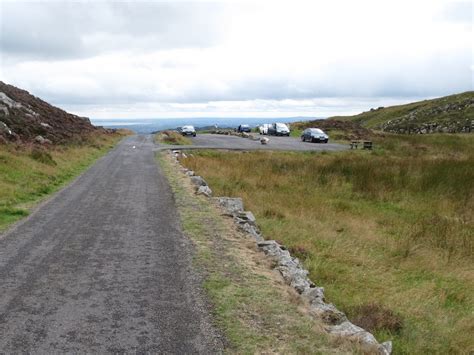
{"left": 0, "top": 0, "right": 472, "bottom": 119}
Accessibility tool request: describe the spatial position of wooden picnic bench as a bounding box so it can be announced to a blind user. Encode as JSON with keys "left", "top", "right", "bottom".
{"left": 350, "top": 141, "right": 359, "bottom": 149}
{"left": 363, "top": 141, "right": 373, "bottom": 150}
{"left": 350, "top": 141, "right": 373, "bottom": 150}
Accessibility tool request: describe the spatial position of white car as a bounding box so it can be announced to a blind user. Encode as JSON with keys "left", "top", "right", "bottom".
{"left": 180, "top": 125, "right": 196, "bottom": 137}
{"left": 259, "top": 124, "right": 271, "bottom": 135}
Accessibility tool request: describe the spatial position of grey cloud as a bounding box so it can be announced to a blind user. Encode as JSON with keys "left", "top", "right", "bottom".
{"left": 440, "top": 1, "right": 472, "bottom": 24}
{"left": 0, "top": 2, "right": 227, "bottom": 60}
{"left": 32, "top": 47, "right": 471, "bottom": 108}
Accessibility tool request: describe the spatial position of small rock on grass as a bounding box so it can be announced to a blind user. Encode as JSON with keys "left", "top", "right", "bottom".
{"left": 190, "top": 176, "right": 207, "bottom": 187}
{"left": 237, "top": 211, "right": 256, "bottom": 225}
{"left": 216, "top": 197, "right": 244, "bottom": 215}
{"left": 196, "top": 185, "right": 212, "bottom": 197}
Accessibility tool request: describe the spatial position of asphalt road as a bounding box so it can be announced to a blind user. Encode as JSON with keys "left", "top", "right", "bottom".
{"left": 155, "top": 133, "right": 348, "bottom": 151}
{"left": 0, "top": 135, "right": 223, "bottom": 353}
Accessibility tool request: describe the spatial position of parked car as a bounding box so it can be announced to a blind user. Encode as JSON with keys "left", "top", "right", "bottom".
{"left": 259, "top": 123, "right": 271, "bottom": 135}
{"left": 180, "top": 125, "right": 196, "bottom": 137}
{"left": 268, "top": 123, "right": 290, "bottom": 136}
{"left": 237, "top": 124, "right": 251, "bottom": 133}
{"left": 301, "top": 128, "right": 329, "bottom": 143}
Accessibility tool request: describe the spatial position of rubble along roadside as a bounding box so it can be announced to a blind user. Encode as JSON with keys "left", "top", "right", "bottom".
{"left": 158, "top": 151, "right": 371, "bottom": 354}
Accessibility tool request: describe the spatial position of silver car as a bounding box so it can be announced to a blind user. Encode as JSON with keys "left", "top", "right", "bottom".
{"left": 301, "top": 128, "right": 329, "bottom": 143}
{"left": 180, "top": 125, "right": 196, "bottom": 137}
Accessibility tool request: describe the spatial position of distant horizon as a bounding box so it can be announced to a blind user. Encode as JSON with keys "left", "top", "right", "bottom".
{"left": 90, "top": 116, "right": 321, "bottom": 133}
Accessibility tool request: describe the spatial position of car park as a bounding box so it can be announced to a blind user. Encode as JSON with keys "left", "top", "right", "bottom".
{"left": 301, "top": 128, "right": 329, "bottom": 143}
{"left": 267, "top": 123, "right": 290, "bottom": 136}
{"left": 180, "top": 125, "right": 196, "bottom": 136}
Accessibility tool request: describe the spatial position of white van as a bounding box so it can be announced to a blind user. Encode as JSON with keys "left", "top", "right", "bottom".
{"left": 259, "top": 124, "right": 271, "bottom": 135}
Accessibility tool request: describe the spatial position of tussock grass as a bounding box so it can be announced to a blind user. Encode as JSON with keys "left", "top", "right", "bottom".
{"left": 180, "top": 133, "right": 474, "bottom": 354}
{"left": 155, "top": 130, "right": 192, "bottom": 145}
{"left": 0, "top": 131, "right": 127, "bottom": 231}
{"left": 158, "top": 153, "right": 353, "bottom": 353}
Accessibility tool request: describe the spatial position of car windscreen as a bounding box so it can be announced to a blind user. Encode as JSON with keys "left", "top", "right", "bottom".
{"left": 310, "top": 129, "right": 324, "bottom": 134}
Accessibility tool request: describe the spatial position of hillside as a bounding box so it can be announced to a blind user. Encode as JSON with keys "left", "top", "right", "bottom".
{"left": 331, "top": 91, "right": 474, "bottom": 134}
{"left": 0, "top": 81, "right": 100, "bottom": 144}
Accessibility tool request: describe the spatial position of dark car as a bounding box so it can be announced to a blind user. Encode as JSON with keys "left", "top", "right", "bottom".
{"left": 301, "top": 128, "right": 329, "bottom": 143}
{"left": 237, "top": 124, "right": 251, "bottom": 133}
{"left": 267, "top": 123, "right": 290, "bottom": 136}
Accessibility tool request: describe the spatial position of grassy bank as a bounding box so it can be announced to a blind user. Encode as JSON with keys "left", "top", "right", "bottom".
{"left": 333, "top": 91, "right": 474, "bottom": 129}
{"left": 180, "top": 133, "right": 474, "bottom": 354}
{"left": 158, "top": 152, "right": 358, "bottom": 353}
{"left": 0, "top": 131, "right": 128, "bottom": 231}
{"left": 155, "top": 130, "right": 192, "bottom": 145}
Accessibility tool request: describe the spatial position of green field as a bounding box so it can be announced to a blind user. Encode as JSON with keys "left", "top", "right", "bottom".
{"left": 180, "top": 133, "right": 474, "bottom": 354}
{"left": 0, "top": 131, "right": 127, "bottom": 230}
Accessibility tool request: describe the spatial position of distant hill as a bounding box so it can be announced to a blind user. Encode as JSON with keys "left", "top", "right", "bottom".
{"left": 0, "top": 81, "right": 100, "bottom": 144}
{"left": 331, "top": 92, "right": 474, "bottom": 134}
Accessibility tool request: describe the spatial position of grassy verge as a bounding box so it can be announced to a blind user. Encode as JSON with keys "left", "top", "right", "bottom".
{"left": 290, "top": 129, "right": 302, "bottom": 138}
{"left": 0, "top": 131, "right": 129, "bottom": 231}
{"left": 155, "top": 130, "right": 192, "bottom": 145}
{"left": 157, "top": 152, "right": 356, "bottom": 354}
{"left": 179, "top": 133, "right": 474, "bottom": 354}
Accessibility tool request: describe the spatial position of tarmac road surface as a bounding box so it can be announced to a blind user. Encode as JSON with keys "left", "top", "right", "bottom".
{"left": 154, "top": 133, "right": 348, "bottom": 151}
{"left": 0, "top": 135, "right": 223, "bottom": 353}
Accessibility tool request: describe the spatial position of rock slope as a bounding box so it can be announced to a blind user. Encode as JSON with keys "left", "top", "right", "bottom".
{"left": 333, "top": 91, "right": 474, "bottom": 134}
{"left": 0, "top": 81, "right": 99, "bottom": 144}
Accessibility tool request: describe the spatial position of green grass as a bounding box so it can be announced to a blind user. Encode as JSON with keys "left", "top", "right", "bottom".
{"left": 0, "top": 131, "right": 127, "bottom": 231}
{"left": 290, "top": 129, "right": 302, "bottom": 138}
{"left": 180, "top": 133, "right": 474, "bottom": 354}
{"left": 155, "top": 130, "right": 192, "bottom": 145}
{"left": 158, "top": 152, "right": 354, "bottom": 354}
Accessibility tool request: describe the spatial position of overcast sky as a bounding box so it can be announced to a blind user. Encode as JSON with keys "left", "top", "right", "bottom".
{"left": 0, "top": 0, "right": 472, "bottom": 119}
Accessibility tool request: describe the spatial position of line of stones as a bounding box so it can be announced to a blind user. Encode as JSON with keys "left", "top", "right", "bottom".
{"left": 169, "top": 150, "right": 392, "bottom": 354}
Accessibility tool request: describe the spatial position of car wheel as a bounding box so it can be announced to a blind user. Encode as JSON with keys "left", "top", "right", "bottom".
{"left": 193, "top": 133, "right": 196, "bottom": 137}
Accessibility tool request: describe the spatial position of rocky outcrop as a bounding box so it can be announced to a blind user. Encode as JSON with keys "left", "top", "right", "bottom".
{"left": 34, "top": 135, "right": 52, "bottom": 145}
{"left": 379, "top": 96, "right": 474, "bottom": 134}
{"left": 0, "top": 81, "right": 101, "bottom": 144}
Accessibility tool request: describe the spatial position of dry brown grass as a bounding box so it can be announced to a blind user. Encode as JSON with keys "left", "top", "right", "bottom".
{"left": 155, "top": 130, "right": 192, "bottom": 145}
{"left": 158, "top": 153, "right": 357, "bottom": 354}
{"left": 179, "top": 134, "right": 474, "bottom": 354}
